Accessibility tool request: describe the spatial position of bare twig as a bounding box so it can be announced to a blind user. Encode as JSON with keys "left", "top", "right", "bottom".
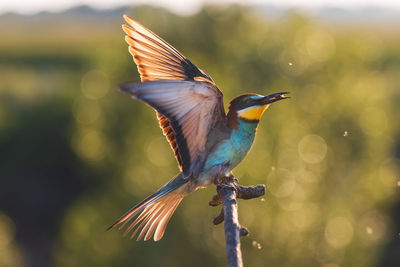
{"left": 209, "top": 176, "right": 266, "bottom": 267}
{"left": 213, "top": 209, "right": 225, "bottom": 225}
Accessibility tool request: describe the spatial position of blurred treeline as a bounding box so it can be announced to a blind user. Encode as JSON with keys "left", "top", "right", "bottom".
{"left": 0, "top": 4, "right": 400, "bottom": 267}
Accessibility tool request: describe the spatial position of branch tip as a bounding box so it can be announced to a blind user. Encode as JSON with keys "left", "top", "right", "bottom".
{"left": 209, "top": 175, "right": 266, "bottom": 267}
{"left": 239, "top": 227, "right": 249, "bottom": 237}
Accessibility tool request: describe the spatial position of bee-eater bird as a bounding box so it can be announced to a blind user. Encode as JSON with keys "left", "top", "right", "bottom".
{"left": 108, "top": 15, "right": 289, "bottom": 241}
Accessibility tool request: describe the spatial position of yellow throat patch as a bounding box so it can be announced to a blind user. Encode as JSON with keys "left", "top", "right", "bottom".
{"left": 237, "top": 105, "right": 269, "bottom": 121}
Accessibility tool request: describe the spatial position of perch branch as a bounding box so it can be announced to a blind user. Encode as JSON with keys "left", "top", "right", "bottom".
{"left": 209, "top": 176, "right": 266, "bottom": 267}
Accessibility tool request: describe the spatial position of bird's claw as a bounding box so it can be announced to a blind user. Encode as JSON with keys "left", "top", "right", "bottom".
{"left": 215, "top": 178, "right": 240, "bottom": 194}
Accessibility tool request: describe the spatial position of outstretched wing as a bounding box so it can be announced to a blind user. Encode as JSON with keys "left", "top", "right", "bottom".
{"left": 122, "top": 15, "right": 214, "bottom": 83}
{"left": 120, "top": 81, "right": 224, "bottom": 177}
{"left": 122, "top": 15, "right": 224, "bottom": 173}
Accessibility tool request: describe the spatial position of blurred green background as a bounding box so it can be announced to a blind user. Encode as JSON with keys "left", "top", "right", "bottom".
{"left": 1, "top": 4, "right": 400, "bottom": 267}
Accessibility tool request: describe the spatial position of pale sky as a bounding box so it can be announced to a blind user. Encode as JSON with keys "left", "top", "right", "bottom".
{"left": 1, "top": 0, "right": 400, "bottom": 15}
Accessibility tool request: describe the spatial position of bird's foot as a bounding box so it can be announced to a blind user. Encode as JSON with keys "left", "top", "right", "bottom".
{"left": 213, "top": 172, "right": 237, "bottom": 185}
{"left": 214, "top": 175, "right": 239, "bottom": 193}
{"left": 213, "top": 175, "right": 221, "bottom": 185}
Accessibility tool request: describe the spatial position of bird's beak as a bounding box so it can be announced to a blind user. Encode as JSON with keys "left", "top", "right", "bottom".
{"left": 260, "top": 92, "right": 290, "bottom": 105}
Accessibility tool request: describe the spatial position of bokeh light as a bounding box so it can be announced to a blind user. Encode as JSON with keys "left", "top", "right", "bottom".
{"left": 81, "top": 70, "right": 110, "bottom": 100}
{"left": 1, "top": 3, "right": 400, "bottom": 267}
{"left": 298, "top": 134, "right": 327, "bottom": 164}
{"left": 325, "top": 217, "right": 354, "bottom": 248}
{"left": 0, "top": 214, "right": 23, "bottom": 267}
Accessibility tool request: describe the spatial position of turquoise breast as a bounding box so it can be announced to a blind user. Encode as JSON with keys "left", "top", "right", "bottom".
{"left": 201, "top": 119, "right": 259, "bottom": 181}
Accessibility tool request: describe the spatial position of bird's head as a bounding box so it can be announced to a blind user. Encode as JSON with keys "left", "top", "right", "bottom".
{"left": 227, "top": 92, "right": 290, "bottom": 126}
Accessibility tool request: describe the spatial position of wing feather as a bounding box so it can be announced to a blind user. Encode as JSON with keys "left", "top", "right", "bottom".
{"left": 122, "top": 15, "right": 214, "bottom": 83}
{"left": 121, "top": 15, "right": 224, "bottom": 174}
{"left": 120, "top": 81, "right": 224, "bottom": 176}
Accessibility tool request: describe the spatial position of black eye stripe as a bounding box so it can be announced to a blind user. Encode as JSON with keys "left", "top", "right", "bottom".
{"left": 228, "top": 94, "right": 263, "bottom": 111}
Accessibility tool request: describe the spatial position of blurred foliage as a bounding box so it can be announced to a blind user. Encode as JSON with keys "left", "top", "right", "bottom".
{"left": 1, "top": 4, "right": 400, "bottom": 267}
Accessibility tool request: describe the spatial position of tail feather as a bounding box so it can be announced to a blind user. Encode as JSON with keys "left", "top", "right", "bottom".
{"left": 141, "top": 197, "right": 173, "bottom": 241}
{"left": 137, "top": 202, "right": 166, "bottom": 241}
{"left": 108, "top": 173, "right": 188, "bottom": 241}
{"left": 142, "top": 195, "right": 183, "bottom": 241}
{"left": 145, "top": 195, "right": 178, "bottom": 241}
{"left": 134, "top": 201, "right": 165, "bottom": 240}
{"left": 124, "top": 203, "right": 160, "bottom": 235}
{"left": 154, "top": 196, "right": 182, "bottom": 241}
